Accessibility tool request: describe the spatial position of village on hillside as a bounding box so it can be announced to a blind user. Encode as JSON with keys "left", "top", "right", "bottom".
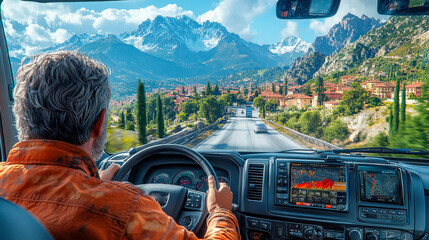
{"left": 110, "top": 75, "right": 423, "bottom": 112}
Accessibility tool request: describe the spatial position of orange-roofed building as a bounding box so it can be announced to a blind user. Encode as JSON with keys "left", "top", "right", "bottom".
{"left": 341, "top": 75, "right": 355, "bottom": 86}
{"left": 324, "top": 100, "right": 340, "bottom": 111}
{"left": 260, "top": 91, "right": 284, "bottom": 104}
{"left": 325, "top": 91, "right": 343, "bottom": 100}
{"left": 405, "top": 82, "right": 424, "bottom": 98}
{"left": 280, "top": 94, "right": 313, "bottom": 109}
{"left": 373, "top": 83, "right": 394, "bottom": 98}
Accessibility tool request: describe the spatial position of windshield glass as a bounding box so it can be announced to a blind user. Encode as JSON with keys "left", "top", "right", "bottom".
{"left": 1, "top": 0, "right": 428, "bottom": 154}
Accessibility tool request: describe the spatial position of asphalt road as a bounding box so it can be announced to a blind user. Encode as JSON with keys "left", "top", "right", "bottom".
{"left": 196, "top": 108, "right": 303, "bottom": 152}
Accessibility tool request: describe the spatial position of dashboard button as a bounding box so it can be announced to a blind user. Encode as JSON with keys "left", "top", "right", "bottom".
{"left": 397, "top": 210, "right": 405, "bottom": 215}
{"left": 327, "top": 232, "right": 336, "bottom": 238}
{"left": 248, "top": 219, "right": 259, "bottom": 228}
{"left": 388, "top": 210, "right": 397, "bottom": 215}
{"left": 259, "top": 221, "right": 271, "bottom": 230}
{"left": 276, "top": 225, "right": 285, "bottom": 237}
{"left": 336, "top": 232, "right": 344, "bottom": 239}
{"left": 277, "top": 193, "right": 288, "bottom": 199}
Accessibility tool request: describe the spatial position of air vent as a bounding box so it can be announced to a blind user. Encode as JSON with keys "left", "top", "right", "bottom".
{"left": 247, "top": 164, "right": 264, "bottom": 201}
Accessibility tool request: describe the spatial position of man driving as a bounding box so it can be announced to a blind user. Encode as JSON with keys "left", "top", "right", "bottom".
{"left": 0, "top": 51, "right": 240, "bottom": 240}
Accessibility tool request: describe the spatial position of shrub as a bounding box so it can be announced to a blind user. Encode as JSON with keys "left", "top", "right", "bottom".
{"left": 323, "top": 120, "right": 349, "bottom": 142}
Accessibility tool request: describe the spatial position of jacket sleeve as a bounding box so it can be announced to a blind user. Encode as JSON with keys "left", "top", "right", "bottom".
{"left": 123, "top": 195, "right": 240, "bottom": 240}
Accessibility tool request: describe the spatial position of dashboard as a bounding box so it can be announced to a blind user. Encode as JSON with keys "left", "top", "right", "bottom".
{"left": 146, "top": 166, "right": 230, "bottom": 192}
{"left": 100, "top": 150, "right": 429, "bottom": 240}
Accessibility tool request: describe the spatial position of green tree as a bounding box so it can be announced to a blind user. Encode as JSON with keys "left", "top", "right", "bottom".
{"left": 389, "top": 106, "right": 394, "bottom": 135}
{"left": 315, "top": 76, "right": 327, "bottom": 106}
{"left": 337, "top": 82, "right": 371, "bottom": 115}
{"left": 262, "top": 106, "right": 266, "bottom": 118}
{"left": 156, "top": 95, "right": 165, "bottom": 138}
{"left": 181, "top": 86, "right": 186, "bottom": 94}
{"left": 193, "top": 86, "right": 199, "bottom": 99}
{"left": 253, "top": 96, "right": 266, "bottom": 109}
{"left": 271, "top": 83, "right": 275, "bottom": 93}
{"left": 125, "top": 107, "right": 134, "bottom": 123}
{"left": 125, "top": 108, "right": 135, "bottom": 131}
{"left": 162, "top": 97, "right": 176, "bottom": 121}
{"left": 401, "top": 82, "right": 406, "bottom": 123}
{"left": 265, "top": 99, "right": 278, "bottom": 112}
{"left": 298, "top": 111, "right": 322, "bottom": 137}
{"left": 199, "top": 97, "right": 223, "bottom": 123}
{"left": 205, "top": 81, "right": 212, "bottom": 96}
{"left": 393, "top": 78, "right": 400, "bottom": 132}
{"left": 147, "top": 95, "right": 157, "bottom": 124}
{"left": 136, "top": 80, "right": 147, "bottom": 144}
{"left": 284, "top": 78, "right": 288, "bottom": 96}
{"left": 323, "top": 120, "right": 349, "bottom": 142}
{"left": 303, "top": 85, "right": 312, "bottom": 96}
{"left": 212, "top": 84, "right": 221, "bottom": 95}
{"left": 218, "top": 93, "right": 233, "bottom": 107}
{"left": 181, "top": 100, "right": 199, "bottom": 119}
{"left": 118, "top": 111, "right": 125, "bottom": 129}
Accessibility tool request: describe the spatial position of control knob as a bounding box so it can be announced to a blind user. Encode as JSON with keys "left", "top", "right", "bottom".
{"left": 304, "top": 227, "right": 322, "bottom": 240}
{"left": 347, "top": 229, "right": 363, "bottom": 240}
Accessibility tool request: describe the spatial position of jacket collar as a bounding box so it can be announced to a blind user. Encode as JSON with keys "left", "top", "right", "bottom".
{"left": 7, "top": 140, "right": 99, "bottom": 178}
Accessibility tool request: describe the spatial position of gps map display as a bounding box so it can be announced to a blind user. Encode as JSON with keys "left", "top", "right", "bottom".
{"left": 359, "top": 167, "right": 402, "bottom": 204}
{"left": 290, "top": 163, "right": 347, "bottom": 210}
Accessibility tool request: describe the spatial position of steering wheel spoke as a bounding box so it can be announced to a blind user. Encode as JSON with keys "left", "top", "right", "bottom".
{"left": 112, "top": 144, "right": 218, "bottom": 232}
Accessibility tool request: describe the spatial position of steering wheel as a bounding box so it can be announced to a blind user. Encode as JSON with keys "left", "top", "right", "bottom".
{"left": 112, "top": 144, "right": 219, "bottom": 232}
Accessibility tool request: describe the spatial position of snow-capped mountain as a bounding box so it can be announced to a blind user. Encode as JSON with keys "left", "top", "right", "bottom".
{"left": 121, "top": 15, "right": 228, "bottom": 55}
{"left": 269, "top": 36, "right": 311, "bottom": 55}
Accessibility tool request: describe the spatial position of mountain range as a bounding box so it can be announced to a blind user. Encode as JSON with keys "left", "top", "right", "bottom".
{"left": 9, "top": 13, "right": 391, "bottom": 96}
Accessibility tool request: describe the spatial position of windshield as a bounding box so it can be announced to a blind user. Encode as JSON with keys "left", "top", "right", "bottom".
{"left": 1, "top": 0, "right": 428, "bottom": 154}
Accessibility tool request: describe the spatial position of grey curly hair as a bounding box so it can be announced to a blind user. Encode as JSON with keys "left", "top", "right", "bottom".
{"left": 13, "top": 51, "right": 111, "bottom": 146}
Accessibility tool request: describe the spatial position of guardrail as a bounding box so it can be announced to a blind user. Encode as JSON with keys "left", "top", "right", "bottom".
{"left": 129, "top": 117, "right": 226, "bottom": 153}
{"left": 265, "top": 120, "right": 340, "bottom": 150}
{"left": 170, "top": 117, "right": 226, "bottom": 146}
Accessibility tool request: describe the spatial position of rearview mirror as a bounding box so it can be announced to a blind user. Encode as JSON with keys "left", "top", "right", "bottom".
{"left": 276, "top": 0, "right": 341, "bottom": 19}
{"left": 378, "top": 0, "right": 429, "bottom": 15}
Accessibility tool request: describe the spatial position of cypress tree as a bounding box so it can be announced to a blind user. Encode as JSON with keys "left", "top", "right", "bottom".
{"left": 262, "top": 105, "right": 266, "bottom": 118}
{"left": 156, "top": 95, "right": 165, "bottom": 138}
{"left": 136, "top": 80, "right": 147, "bottom": 144}
{"left": 205, "top": 81, "right": 212, "bottom": 96}
{"left": 400, "top": 82, "right": 406, "bottom": 123}
{"left": 118, "top": 111, "right": 125, "bottom": 129}
{"left": 284, "top": 78, "right": 288, "bottom": 96}
{"left": 389, "top": 106, "right": 393, "bottom": 135}
{"left": 393, "top": 78, "right": 400, "bottom": 132}
{"left": 272, "top": 83, "right": 275, "bottom": 93}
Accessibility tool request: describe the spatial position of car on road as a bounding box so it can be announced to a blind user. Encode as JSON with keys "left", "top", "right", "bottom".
{"left": 254, "top": 123, "right": 268, "bottom": 133}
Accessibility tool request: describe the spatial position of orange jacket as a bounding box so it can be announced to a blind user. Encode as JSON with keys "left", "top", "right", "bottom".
{"left": 0, "top": 140, "right": 240, "bottom": 240}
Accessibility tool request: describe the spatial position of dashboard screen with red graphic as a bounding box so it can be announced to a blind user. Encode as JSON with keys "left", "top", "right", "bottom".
{"left": 359, "top": 167, "right": 403, "bottom": 204}
{"left": 290, "top": 163, "right": 347, "bottom": 210}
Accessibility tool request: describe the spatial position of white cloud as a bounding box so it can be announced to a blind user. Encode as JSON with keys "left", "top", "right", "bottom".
{"left": 309, "top": 0, "right": 387, "bottom": 36}
{"left": 197, "top": 0, "right": 277, "bottom": 40}
{"left": 281, "top": 21, "right": 299, "bottom": 38}
{"left": 1, "top": 0, "right": 194, "bottom": 57}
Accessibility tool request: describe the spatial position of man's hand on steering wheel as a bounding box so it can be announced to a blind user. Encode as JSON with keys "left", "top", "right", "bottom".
{"left": 99, "top": 163, "right": 121, "bottom": 181}
{"left": 206, "top": 175, "right": 233, "bottom": 213}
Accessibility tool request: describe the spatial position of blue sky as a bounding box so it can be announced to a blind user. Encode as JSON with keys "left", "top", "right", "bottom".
{"left": 1, "top": 0, "right": 385, "bottom": 57}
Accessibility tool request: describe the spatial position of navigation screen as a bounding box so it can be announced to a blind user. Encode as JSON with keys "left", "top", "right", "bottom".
{"left": 290, "top": 163, "right": 347, "bottom": 210}
{"left": 359, "top": 167, "right": 402, "bottom": 204}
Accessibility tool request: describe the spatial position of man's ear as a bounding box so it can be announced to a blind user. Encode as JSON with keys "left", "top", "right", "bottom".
{"left": 92, "top": 108, "right": 107, "bottom": 138}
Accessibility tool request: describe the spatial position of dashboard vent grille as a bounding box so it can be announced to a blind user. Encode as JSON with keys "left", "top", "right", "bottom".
{"left": 247, "top": 164, "right": 264, "bottom": 201}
